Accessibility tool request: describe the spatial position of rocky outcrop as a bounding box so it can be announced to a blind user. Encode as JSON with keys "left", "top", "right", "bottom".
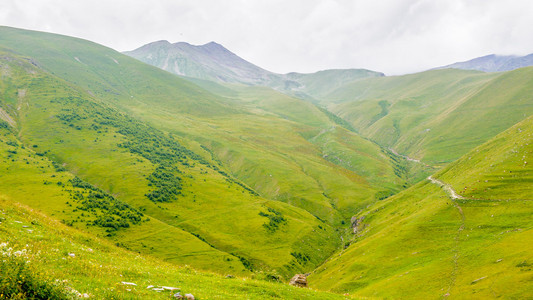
{"left": 289, "top": 274, "right": 308, "bottom": 287}
{"left": 350, "top": 215, "right": 365, "bottom": 234}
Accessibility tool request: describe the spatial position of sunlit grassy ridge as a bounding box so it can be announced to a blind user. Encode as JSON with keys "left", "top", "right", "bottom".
{"left": 309, "top": 114, "right": 533, "bottom": 298}
{"left": 438, "top": 115, "right": 533, "bottom": 201}
{"left": 322, "top": 68, "right": 533, "bottom": 165}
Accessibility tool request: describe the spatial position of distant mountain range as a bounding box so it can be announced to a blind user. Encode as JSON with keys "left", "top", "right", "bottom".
{"left": 437, "top": 53, "right": 533, "bottom": 72}
{"left": 124, "top": 41, "right": 384, "bottom": 99}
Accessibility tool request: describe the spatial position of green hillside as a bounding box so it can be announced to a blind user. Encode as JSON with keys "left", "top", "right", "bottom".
{"left": 0, "top": 47, "right": 338, "bottom": 278}
{"left": 322, "top": 68, "right": 533, "bottom": 165}
{"left": 0, "top": 197, "right": 351, "bottom": 299}
{"left": 0, "top": 25, "right": 423, "bottom": 281}
{"left": 309, "top": 115, "right": 533, "bottom": 298}
{"left": 282, "top": 69, "right": 384, "bottom": 100}
{"left": 2, "top": 25, "right": 532, "bottom": 299}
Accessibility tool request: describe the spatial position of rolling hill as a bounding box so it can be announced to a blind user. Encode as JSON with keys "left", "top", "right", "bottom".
{"left": 126, "top": 40, "right": 533, "bottom": 169}
{"left": 320, "top": 67, "right": 533, "bottom": 165}
{"left": 0, "top": 25, "right": 419, "bottom": 282}
{"left": 309, "top": 114, "right": 533, "bottom": 298}
{"left": 1, "top": 25, "right": 533, "bottom": 299}
{"left": 0, "top": 197, "right": 350, "bottom": 299}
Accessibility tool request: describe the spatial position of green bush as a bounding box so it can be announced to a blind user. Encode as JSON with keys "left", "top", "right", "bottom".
{"left": 0, "top": 256, "right": 71, "bottom": 299}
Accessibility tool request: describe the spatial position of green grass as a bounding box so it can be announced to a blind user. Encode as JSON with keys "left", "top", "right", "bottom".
{"left": 0, "top": 199, "right": 353, "bottom": 299}
{"left": 0, "top": 26, "right": 422, "bottom": 281}
{"left": 2, "top": 25, "right": 532, "bottom": 298}
{"left": 437, "top": 114, "right": 533, "bottom": 201}
{"left": 309, "top": 114, "right": 533, "bottom": 298}
{"left": 322, "top": 68, "right": 533, "bottom": 165}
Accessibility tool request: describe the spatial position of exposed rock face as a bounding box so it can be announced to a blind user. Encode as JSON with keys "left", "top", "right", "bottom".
{"left": 351, "top": 216, "right": 365, "bottom": 234}
{"left": 289, "top": 274, "right": 307, "bottom": 287}
{"left": 184, "top": 293, "right": 195, "bottom": 300}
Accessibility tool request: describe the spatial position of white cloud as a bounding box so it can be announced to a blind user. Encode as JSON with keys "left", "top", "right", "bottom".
{"left": 1, "top": 0, "right": 533, "bottom": 74}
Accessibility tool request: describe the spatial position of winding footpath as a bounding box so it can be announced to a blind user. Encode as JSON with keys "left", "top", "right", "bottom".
{"left": 427, "top": 176, "right": 465, "bottom": 297}
{"left": 427, "top": 176, "right": 465, "bottom": 201}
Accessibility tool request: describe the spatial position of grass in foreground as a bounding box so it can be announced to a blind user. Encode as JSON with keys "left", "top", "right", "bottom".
{"left": 0, "top": 199, "right": 352, "bottom": 299}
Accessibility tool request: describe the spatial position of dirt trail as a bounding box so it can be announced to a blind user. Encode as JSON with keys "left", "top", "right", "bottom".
{"left": 427, "top": 176, "right": 465, "bottom": 297}
{"left": 427, "top": 176, "right": 465, "bottom": 200}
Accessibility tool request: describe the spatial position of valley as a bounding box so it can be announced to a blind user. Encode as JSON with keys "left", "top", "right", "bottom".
{"left": 0, "top": 25, "right": 532, "bottom": 299}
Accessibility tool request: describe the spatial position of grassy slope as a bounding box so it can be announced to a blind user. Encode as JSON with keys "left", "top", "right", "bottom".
{"left": 283, "top": 69, "right": 384, "bottom": 100}
{"left": 324, "top": 68, "right": 533, "bottom": 165}
{"left": 0, "top": 98, "right": 248, "bottom": 275}
{"left": 0, "top": 48, "right": 342, "bottom": 278}
{"left": 177, "top": 83, "right": 432, "bottom": 216}
{"left": 0, "top": 199, "right": 352, "bottom": 299}
{"left": 0, "top": 27, "right": 428, "bottom": 218}
{"left": 0, "top": 26, "right": 425, "bottom": 279}
{"left": 309, "top": 115, "right": 533, "bottom": 298}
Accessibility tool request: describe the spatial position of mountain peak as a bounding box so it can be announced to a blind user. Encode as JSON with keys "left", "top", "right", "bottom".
{"left": 437, "top": 52, "right": 533, "bottom": 72}
{"left": 205, "top": 41, "right": 222, "bottom": 47}
{"left": 151, "top": 40, "right": 171, "bottom": 46}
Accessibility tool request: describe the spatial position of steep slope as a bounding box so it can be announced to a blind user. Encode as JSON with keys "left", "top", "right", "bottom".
{"left": 124, "top": 40, "right": 383, "bottom": 100}
{"left": 309, "top": 115, "right": 533, "bottom": 298}
{"left": 0, "top": 27, "right": 339, "bottom": 278}
{"left": 323, "top": 68, "right": 533, "bottom": 164}
{"left": 0, "top": 26, "right": 416, "bottom": 278}
{"left": 438, "top": 53, "right": 533, "bottom": 72}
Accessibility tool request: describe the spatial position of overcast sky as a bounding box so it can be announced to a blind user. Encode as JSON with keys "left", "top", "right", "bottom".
{"left": 1, "top": 0, "right": 533, "bottom": 75}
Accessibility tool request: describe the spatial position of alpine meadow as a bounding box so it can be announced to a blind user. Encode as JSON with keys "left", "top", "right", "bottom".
{"left": 0, "top": 23, "right": 532, "bottom": 300}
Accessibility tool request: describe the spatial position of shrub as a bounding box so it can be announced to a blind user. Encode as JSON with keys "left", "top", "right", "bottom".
{"left": 0, "top": 255, "right": 71, "bottom": 299}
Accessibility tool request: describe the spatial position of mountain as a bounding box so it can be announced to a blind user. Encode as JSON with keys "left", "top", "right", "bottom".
{"left": 316, "top": 67, "right": 533, "bottom": 165}
{"left": 0, "top": 25, "right": 417, "bottom": 282}
{"left": 438, "top": 53, "right": 533, "bottom": 72}
{"left": 2, "top": 25, "right": 533, "bottom": 299}
{"left": 309, "top": 114, "right": 533, "bottom": 298}
{"left": 124, "top": 40, "right": 384, "bottom": 99}
{"left": 123, "top": 40, "right": 279, "bottom": 85}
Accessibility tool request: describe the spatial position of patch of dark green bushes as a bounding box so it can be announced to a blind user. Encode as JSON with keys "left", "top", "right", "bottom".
{"left": 290, "top": 251, "right": 311, "bottom": 264}
{"left": 52, "top": 94, "right": 259, "bottom": 204}
{"left": 67, "top": 176, "right": 145, "bottom": 232}
{"left": 259, "top": 207, "right": 287, "bottom": 232}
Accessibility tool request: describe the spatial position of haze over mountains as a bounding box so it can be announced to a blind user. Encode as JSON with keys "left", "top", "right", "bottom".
{"left": 1, "top": 26, "right": 532, "bottom": 299}
{"left": 437, "top": 53, "right": 533, "bottom": 72}
{"left": 126, "top": 40, "right": 533, "bottom": 85}
{"left": 124, "top": 40, "right": 384, "bottom": 100}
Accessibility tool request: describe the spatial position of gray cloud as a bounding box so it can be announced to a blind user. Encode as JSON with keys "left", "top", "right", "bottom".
{"left": 1, "top": 0, "right": 533, "bottom": 74}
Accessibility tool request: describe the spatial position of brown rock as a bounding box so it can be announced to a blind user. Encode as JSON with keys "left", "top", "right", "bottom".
{"left": 351, "top": 216, "right": 365, "bottom": 234}
{"left": 289, "top": 274, "right": 307, "bottom": 287}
